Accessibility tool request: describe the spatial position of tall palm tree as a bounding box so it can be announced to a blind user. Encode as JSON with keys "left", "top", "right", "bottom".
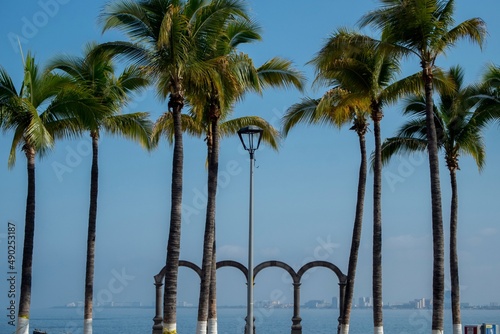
{"left": 359, "top": 2, "right": 487, "bottom": 332}
{"left": 188, "top": 26, "right": 262, "bottom": 334}
{"left": 47, "top": 42, "right": 152, "bottom": 334}
{"left": 195, "top": 64, "right": 302, "bottom": 334}
{"left": 380, "top": 66, "right": 488, "bottom": 334}
{"left": 304, "top": 28, "right": 420, "bottom": 334}
{"left": 283, "top": 89, "right": 369, "bottom": 334}
{"left": 192, "top": 48, "right": 304, "bottom": 333}
{"left": 100, "top": 1, "right": 256, "bottom": 332}
{"left": 0, "top": 53, "right": 97, "bottom": 334}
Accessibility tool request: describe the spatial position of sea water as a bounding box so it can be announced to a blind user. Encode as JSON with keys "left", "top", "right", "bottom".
{"left": 1, "top": 307, "right": 499, "bottom": 334}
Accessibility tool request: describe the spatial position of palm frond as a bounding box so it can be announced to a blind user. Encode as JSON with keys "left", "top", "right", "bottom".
{"left": 379, "top": 137, "right": 428, "bottom": 166}
{"left": 0, "top": 66, "right": 19, "bottom": 101}
{"left": 381, "top": 72, "right": 423, "bottom": 105}
{"left": 24, "top": 102, "right": 54, "bottom": 153}
{"left": 102, "top": 112, "right": 153, "bottom": 149}
{"left": 282, "top": 97, "right": 322, "bottom": 136}
{"left": 151, "top": 111, "right": 174, "bottom": 146}
{"left": 100, "top": 0, "right": 155, "bottom": 43}
{"left": 8, "top": 125, "right": 26, "bottom": 168}
{"left": 226, "top": 18, "right": 261, "bottom": 49}
{"left": 220, "top": 116, "right": 280, "bottom": 150}
{"left": 438, "top": 18, "right": 487, "bottom": 55}
{"left": 256, "top": 57, "right": 305, "bottom": 92}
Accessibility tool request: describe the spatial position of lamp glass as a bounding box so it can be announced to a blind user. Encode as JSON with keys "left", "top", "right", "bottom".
{"left": 238, "top": 125, "right": 263, "bottom": 153}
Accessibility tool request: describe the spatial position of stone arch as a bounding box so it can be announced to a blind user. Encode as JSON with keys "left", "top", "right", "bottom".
{"left": 297, "top": 260, "right": 347, "bottom": 283}
{"left": 254, "top": 260, "right": 298, "bottom": 283}
{"left": 296, "top": 260, "right": 347, "bottom": 334}
{"left": 179, "top": 260, "right": 202, "bottom": 277}
{"left": 216, "top": 260, "right": 247, "bottom": 278}
{"left": 152, "top": 259, "right": 347, "bottom": 334}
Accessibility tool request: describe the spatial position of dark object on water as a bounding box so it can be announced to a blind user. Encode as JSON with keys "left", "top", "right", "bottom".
{"left": 33, "top": 329, "right": 47, "bottom": 334}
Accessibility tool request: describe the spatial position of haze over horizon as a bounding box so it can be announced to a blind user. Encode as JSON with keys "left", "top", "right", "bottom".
{"left": 1, "top": 0, "right": 500, "bottom": 315}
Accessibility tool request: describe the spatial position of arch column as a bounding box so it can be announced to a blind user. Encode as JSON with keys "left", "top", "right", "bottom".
{"left": 291, "top": 282, "right": 302, "bottom": 334}
{"left": 152, "top": 272, "right": 164, "bottom": 334}
{"left": 337, "top": 278, "right": 347, "bottom": 334}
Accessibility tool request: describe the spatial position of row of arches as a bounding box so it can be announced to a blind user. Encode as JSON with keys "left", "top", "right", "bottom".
{"left": 152, "top": 260, "right": 347, "bottom": 334}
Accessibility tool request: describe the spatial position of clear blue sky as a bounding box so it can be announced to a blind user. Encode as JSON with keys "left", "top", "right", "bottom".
{"left": 1, "top": 0, "right": 500, "bottom": 312}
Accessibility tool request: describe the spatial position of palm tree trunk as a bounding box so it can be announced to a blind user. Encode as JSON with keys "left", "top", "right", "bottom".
{"left": 422, "top": 63, "right": 445, "bottom": 334}
{"left": 197, "top": 116, "right": 220, "bottom": 334}
{"left": 17, "top": 145, "right": 36, "bottom": 334}
{"left": 208, "top": 239, "right": 217, "bottom": 334}
{"left": 449, "top": 168, "right": 461, "bottom": 334}
{"left": 163, "top": 95, "right": 185, "bottom": 334}
{"left": 341, "top": 123, "right": 367, "bottom": 334}
{"left": 84, "top": 132, "right": 99, "bottom": 334}
{"left": 372, "top": 110, "right": 383, "bottom": 334}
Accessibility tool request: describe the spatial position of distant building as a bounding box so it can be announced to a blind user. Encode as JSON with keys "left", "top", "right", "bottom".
{"left": 65, "top": 301, "right": 84, "bottom": 308}
{"left": 178, "top": 301, "right": 194, "bottom": 307}
{"left": 331, "top": 297, "right": 338, "bottom": 309}
{"left": 254, "top": 300, "right": 291, "bottom": 309}
{"left": 358, "top": 297, "right": 373, "bottom": 308}
{"left": 445, "top": 290, "right": 452, "bottom": 309}
{"left": 111, "top": 301, "right": 143, "bottom": 307}
{"left": 409, "top": 298, "right": 427, "bottom": 309}
{"left": 304, "top": 300, "right": 330, "bottom": 309}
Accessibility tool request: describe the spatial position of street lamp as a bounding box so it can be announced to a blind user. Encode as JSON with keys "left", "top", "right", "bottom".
{"left": 238, "top": 125, "right": 263, "bottom": 334}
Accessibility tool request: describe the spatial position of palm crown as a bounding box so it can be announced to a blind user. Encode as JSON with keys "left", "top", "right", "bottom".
{"left": 381, "top": 65, "right": 487, "bottom": 171}
{"left": 0, "top": 53, "right": 99, "bottom": 166}
{"left": 48, "top": 42, "right": 153, "bottom": 146}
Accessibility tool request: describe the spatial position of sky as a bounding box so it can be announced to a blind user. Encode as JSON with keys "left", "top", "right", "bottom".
{"left": 1, "top": 0, "right": 500, "bottom": 318}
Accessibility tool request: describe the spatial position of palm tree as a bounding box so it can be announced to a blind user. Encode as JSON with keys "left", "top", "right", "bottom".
{"left": 304, "top": 28, "right": 420, "bottom": 334}
{"left": 359, "top": 2, "right": 487, "bottom": 332}
{"left": 100, "top": 1, "right": 256, "bottom": 332}
{"left": 47, "top": 42, "right": 152, "bottom": 334}
{"left": 380, "top": 66, "right": 488, "bottom": 334}
{"left": 0, "top": 53, "right": 97, "bottom": 334}
{"left": 195, "top": 62, "right": 302, "bottom": 333}
{"left": 283, "top": 89, "right": 368, "bottom": 334}
{"left": 192, "top": 46, "right": 304, "bottom": 332}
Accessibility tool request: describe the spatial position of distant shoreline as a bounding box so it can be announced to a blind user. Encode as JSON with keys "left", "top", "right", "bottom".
{"left": 52, "top": 305, "right": 500, "bottom": 310}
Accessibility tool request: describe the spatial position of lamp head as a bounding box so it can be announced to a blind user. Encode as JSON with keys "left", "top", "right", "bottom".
{"left": 238, "top": 125, "right": 263, "bottom": 156}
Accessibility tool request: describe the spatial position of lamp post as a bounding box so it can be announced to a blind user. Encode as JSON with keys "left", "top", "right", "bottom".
{"left": 238, "top": 125, "right": 263, "bottom": 334}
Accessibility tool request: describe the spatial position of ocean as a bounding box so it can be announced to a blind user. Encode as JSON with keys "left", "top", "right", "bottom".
{"left": 2, "top": 307, "right": 499, "bottom": 334}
